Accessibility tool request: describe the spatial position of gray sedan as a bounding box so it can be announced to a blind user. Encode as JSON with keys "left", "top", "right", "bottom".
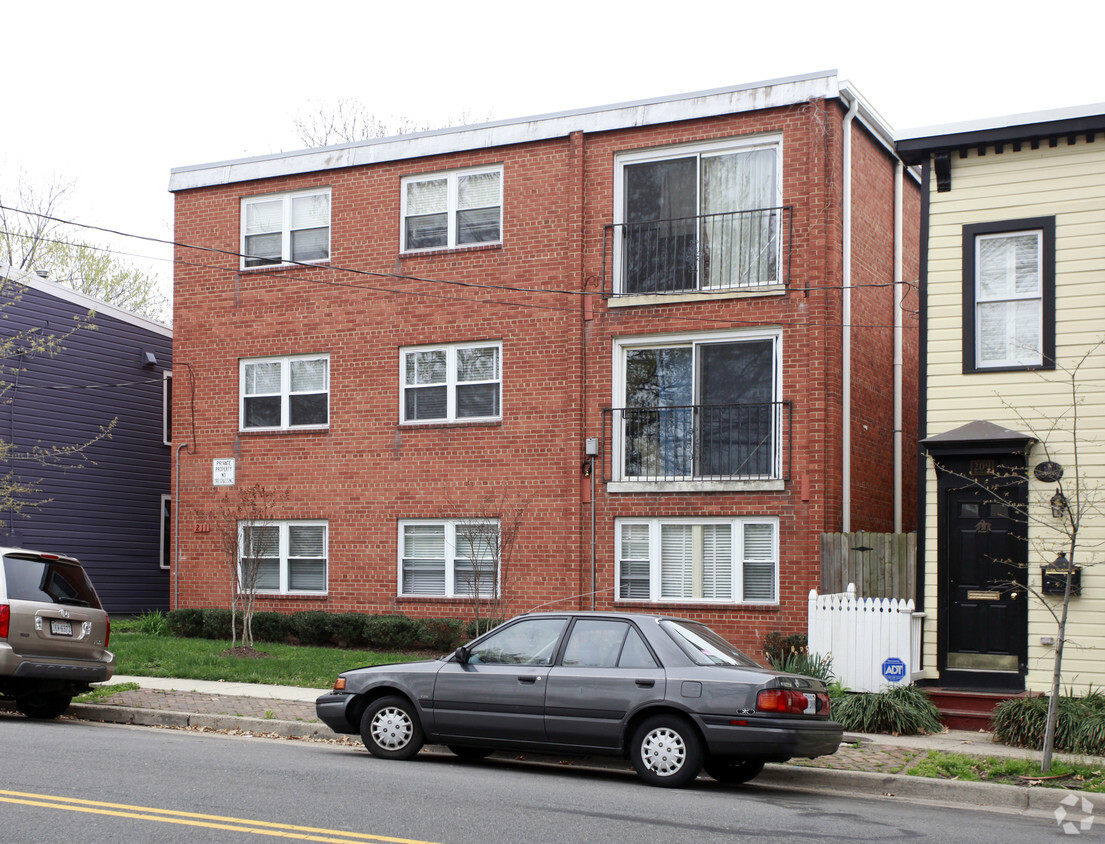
{"left": 316, "top": 611, "right": 842, "bottom": 788}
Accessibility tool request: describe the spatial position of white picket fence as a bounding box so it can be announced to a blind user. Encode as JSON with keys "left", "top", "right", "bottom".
{"left": 807, "top": 583, "right": 925, "bottom": 692}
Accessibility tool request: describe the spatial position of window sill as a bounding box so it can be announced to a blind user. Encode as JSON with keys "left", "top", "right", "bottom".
{"left": 398, "top": 420, "right": 502, "bottom": 430}
{"left": 252, "top": 592, "right": 329, "bottom": 599}
{"left": 238, "top": 261, "right": 331, "bottom": 275}
{"left": 608, "top": 285, "right": 786, "bottom": 308}
{"left": 396, "top": 595, "right": 496, "bottom": 603}
{"left": 399, "top": 243, "right": 503, "bottom": 258}
{"left": 614, "top": 600, "right": 779, "bottom": 611}
{"left": 239, "top": 427, "right": 330, "bottom": 436}
{"left": 607, "top": 479, "right": 785, "bottom": 494}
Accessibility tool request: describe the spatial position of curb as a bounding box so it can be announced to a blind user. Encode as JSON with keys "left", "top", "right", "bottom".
{"left": 66, "top": 703, "right": 1079, "bottom": 818}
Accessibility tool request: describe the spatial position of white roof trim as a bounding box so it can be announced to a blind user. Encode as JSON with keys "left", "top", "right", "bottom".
{"left": 899, "top": 101, "right": 1105, "bottom": 141}
{"left": 170, "top": 71, "right": 846, "bottom": 192}
{"left": 0, "top": 264, "right": 172, "bottom": 338}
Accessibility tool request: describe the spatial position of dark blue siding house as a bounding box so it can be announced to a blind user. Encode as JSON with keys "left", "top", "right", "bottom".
{"left": 0, "top": 265, "right": 172, "bottom": 614}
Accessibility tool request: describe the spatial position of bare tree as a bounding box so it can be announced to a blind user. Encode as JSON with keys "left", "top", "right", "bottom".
{"left": 0, "top": 173, "right": 169, "bottom": 322}
{"left": 929, "top": 341, "right": 1105, "bottom": 772}
{"left": 202, "top": 484, "right": 288, "bottom": 651}
{"left": 293, "top": 97, "right": 489, "bottom": 148}
{"left": 0, "top": 272, "right": 116, "bottom": 527}
{"left": 445, "top": 485, "right": 528, "bottom": 636}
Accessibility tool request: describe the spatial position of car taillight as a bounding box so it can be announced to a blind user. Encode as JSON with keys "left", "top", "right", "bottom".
{"left": 0, "top": 604, "right": 8, "bottom": 638}
{"left": 757, "top": 688, "right": 812, "bottom": 715}
{"left": 816, "top": 692, "right": 831, "bottom": 715}
{"left": 105, "top": 616, "right": 111, "bottom": 648}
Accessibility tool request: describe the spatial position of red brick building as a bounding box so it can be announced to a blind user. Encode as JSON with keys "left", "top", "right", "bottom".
{"left": 168, "top": 71, "right": 919, "bottom": 653}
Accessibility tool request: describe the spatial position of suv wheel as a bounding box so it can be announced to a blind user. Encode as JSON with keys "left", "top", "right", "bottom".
{"left": 17, "top": 693, "right": 73, "bottom": 720}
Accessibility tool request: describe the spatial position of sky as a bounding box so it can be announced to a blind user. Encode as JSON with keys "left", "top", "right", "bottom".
{"left": 4, "top": 0, "right": 1104, "bottom": 317}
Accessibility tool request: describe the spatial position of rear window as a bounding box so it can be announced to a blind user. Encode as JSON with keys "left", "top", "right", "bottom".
{"left": 661, "top": 619, "right": 763, "bottom": 668}
{"left": 2, "top": 554, "right": 102, "bottom": 608}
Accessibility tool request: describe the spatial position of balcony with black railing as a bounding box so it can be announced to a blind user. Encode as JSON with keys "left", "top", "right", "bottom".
{"left": 601, "top": 402, "right": 792, "bottom": 483}
{"left": 602, "top": 207, "right": 792, "bottom": 297}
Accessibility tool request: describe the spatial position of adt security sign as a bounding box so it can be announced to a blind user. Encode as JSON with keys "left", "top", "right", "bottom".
{"left": 882, "top": 657, "right": 906, "bottom": 683}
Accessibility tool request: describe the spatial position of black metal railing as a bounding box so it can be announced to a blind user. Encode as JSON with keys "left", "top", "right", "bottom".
{"left": 602, "top": 207, "right": 792, "bottom": 296}
{"left": 601, "top": 401, "right": 791, "bottom": 482}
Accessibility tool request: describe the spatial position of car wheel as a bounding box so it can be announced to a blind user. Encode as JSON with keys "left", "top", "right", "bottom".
{"left": 16, "top": 694, "right": 73, "bottom": 720}
{"left": 629, "top": 714, "right": 703, "bottom": 788}
{"left": 704, "top": 757, "right": 765, "bottom": 784}
{"left": 447, "top": 745, "right": 493, "bottom": 760}
{"left": 359, "top": 696, "right": 424, "bottom": 760}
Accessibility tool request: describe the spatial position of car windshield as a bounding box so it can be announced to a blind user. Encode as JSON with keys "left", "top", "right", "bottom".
{"left": 661, "top": 619, "right": 762, "bottom": 667}
{"left": 2, "top": 554, "right": 101, "bottom": 608}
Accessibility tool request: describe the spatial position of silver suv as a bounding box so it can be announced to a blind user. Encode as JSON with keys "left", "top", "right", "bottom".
{"left": 0, "top": 547, "right": 115, "bottom": 719}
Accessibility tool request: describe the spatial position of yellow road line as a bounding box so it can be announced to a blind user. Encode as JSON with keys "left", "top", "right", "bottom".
{"left": 0, "top": 789, "right": 443, "bottom": 844}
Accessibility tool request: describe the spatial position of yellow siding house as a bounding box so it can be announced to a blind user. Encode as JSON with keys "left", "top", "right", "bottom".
{"left": 898, "top": 104, "right": 1105, "bottom": 699}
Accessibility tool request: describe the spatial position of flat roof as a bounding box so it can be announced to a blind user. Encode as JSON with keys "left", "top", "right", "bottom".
{"left": 169, "top": 70, "right": 897, "bottom": 192}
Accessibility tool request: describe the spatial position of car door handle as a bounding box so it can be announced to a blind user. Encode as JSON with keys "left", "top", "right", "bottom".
{"left": 518, "top": 676, "right": 539, "bottom": 684}
{"left": 635, "top": 679, "right": 655, "bottom": 688}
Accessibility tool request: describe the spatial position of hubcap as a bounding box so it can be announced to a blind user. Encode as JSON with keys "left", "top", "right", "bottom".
{"left": 371, "top": 706, "right": 413, "bottom": 750}
{"left": 640, "top": 726, "right": 686, "bottom": 776}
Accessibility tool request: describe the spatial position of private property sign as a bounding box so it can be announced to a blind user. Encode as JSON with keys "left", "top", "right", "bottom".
{"left": 881, "top": 657, "right": 906, "bottom": 682}
{"left": 212, "top": 458, "right": 235, "bottom": 486}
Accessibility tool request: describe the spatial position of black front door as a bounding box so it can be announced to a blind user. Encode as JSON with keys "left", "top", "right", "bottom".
{"left": 942, "top": 486, "right": 1027, "bottom": 690}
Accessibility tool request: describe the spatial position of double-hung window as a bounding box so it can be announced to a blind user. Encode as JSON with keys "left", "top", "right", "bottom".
{"left": 401, "top": 166, "right": 502, "bottom": 251}
{"left": 617, "top": 518, "right": 778, "bottom": 604}
{"left": 615, "top": 139, "right": 781, "bottom": 294}
{"left": 241, "top": 354, "right": 329, "bottom": 431}
{"left": 241, "top": 188, "right": 331, "bottom": 268}
{"left": 401, "top": 342, "right": 501, "bottom": 423}
{"left": 240, "top": 521, "right": 327, "bottom": 595}
{"left": 399, "top": 519, "right": 499, "bottom": 598}
{"left": 963, "top": 217, "right": 1055, "bottom": 372}
{"left": 614, "top": 331, "right": 780, "bottom": 481}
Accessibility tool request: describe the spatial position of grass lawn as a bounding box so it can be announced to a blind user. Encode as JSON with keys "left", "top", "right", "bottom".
{"left": 110, "top": 632, "right": 431, "bottom": 689}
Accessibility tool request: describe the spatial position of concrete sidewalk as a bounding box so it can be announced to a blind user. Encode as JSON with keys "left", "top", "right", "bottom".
{"left": 52, "top": 674, "right": 1102, "bottom": 822}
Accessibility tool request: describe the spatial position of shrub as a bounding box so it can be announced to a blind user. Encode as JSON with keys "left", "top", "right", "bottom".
{"left": 167, "top": 608, "right": 205, "bottom": 638}
{"left": 421, "top": 618, "right": 466, "bottom": 652}
{"left": 763, "top": 631, "right": 807, "bottom": 665}
{"left": 291, "top": 611, "right": 333, "bottom": 646}
{"left": 250, "top": 611, "right": 294, "bottom": 643}
{"left": 137, "top": 610, "right": 169, "bottom": 636}
{"left": 832, "top": 684, "right": 944, "bottom": 736}
{"left": 329, "top": 613, "right": 369, "bottom": 648}
{"left": 992, "top": 690, "right": 1105, "bottom": 755}
{"left": 363, "top": 614, "right": 427, "bottom": 650}
{"left": 772, "top": 650, "right": 835, "bottom": 684}
{"left": 201, "top": 607, "right": 235, "bottom": 639}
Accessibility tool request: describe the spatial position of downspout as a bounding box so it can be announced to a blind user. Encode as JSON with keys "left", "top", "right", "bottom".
{"left": 893, "top": 161, "right": 905, "bottom": 533}
{"left": 173, "top": 441, "right": 189, "bottom": 610}
{"left": 842, "top": 95, "right": 858, "bottom": 533}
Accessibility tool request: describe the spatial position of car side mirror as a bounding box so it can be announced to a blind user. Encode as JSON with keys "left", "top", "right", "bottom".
{"left": 454, "top": 646, "right": 469, "bottom": 664}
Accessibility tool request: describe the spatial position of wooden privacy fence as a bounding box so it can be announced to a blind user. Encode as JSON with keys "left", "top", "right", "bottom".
{"left": 820, "top": 531, "right": 916, "bottom": 601}
{"left": 808, "top": 584, "right": 925, "bottom": 693}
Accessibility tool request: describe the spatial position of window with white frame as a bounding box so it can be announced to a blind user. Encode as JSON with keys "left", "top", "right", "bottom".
{"left": 241, "top": 188, "right": 331, "bottom": 268}
{"left": 402, "top": 166, "right": 502, "bottom": 251}
{"left": 617, "top": 518, "right": 777, "bottom": 604}
{"left": 241, "top": 354, "right": 329, "bottom": 431}
{"left": 963, "top": 217, "right": 1055, "bottom": 372}
{"left": 614, "top": 330, "right": 780, "bottom": 480}
{"left": 160, "top": 494, "right": 171, "bottom": 570}
{"left": 615, "top": 138, "right": 781, "bottom": 294}
{"left": 399, "top": 519, "right": 499, "bottom": 598}
{"left": 401, "top": 342, "right": 501, "bottom": 423}
{"left": 162, "top": 371, "right": 172, "bottom": 446}
{"left": 240, "top": 521, "right": 327, "bottom": 594}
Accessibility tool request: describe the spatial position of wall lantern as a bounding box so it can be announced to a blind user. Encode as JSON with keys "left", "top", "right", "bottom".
{"left": 1050, "top": 488, "right": 1068, "bottom": 519}
{"left": 1042, "top": 552, "right": 1081, "bottom": 596}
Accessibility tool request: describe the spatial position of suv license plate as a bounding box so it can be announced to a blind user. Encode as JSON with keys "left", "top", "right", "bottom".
{"left": 50, "top": 619, "right": 73, "bottom": 636}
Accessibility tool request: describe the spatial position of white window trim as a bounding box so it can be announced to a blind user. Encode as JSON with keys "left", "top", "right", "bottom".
{"left": 397, "top": 518, "right": 501, "bottom": 599}
{"left": 399, "top": 341, "right": 502, "bottom": 425}
{"left": 400, "top": 164, "right": 503, "bottom": 253}
{"left": 239, "top": 519, "right": 328, "bottom": 596}
{"left": 240, "top": 353, "right": 330, "bottom": 432}
{"left": 240, "top": 187, "right": 331, "bottom": 270}
{"left": 974, "top": 229, "right": 1043, "bottom": 368}
{"left": 612, "top": 135, "right": 783, "bottom": 295}
{"left": 159, "top": 494, "right": 171, "bottom": 570}
{"left": 615, "top": 517, "right": 779, "bottom": 605}
{"left": 162, "top": 370, "right": 172, "bottom": 446}
{"left": 610, "top": 328, "right": 782, "bottom": 484}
